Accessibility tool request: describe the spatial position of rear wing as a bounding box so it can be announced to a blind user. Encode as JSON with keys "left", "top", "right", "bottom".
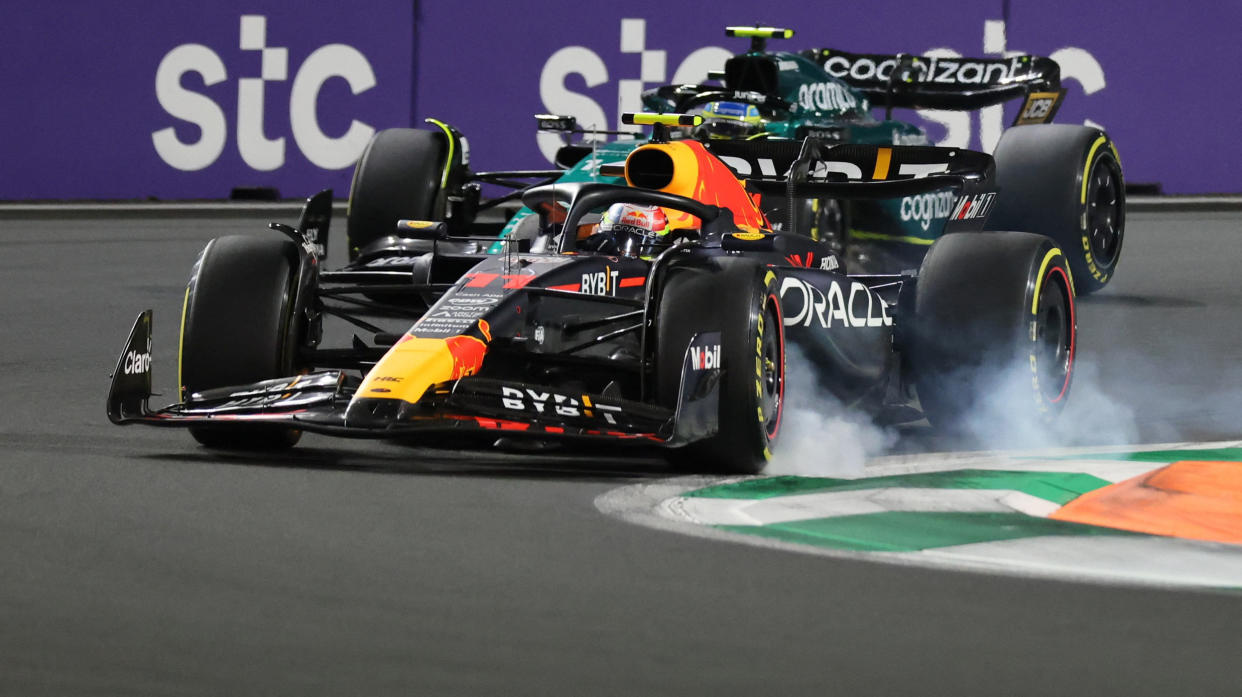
{"left": 800, "top": 48, "right": 1064, "bottom": 124}
{"left": 706, "top": 139, "right": 993, "bottom": 196}
{"left": 706, "top": 138, "right": 997, "bottom": 231}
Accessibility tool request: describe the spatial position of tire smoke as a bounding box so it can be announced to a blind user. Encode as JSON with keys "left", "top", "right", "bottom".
{"left": 767, "top": 346, "right": 896, "bottom": 476}
{"left": 951, "top": 356, "right": 1139, "bottom": 451}
{"left": 767, "top": 347, "right": 1140, "bottom": 476}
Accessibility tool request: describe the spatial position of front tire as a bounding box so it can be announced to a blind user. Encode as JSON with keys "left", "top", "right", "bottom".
{"left": 988, "top": 124, "right": 1124, "bottom": 294}
{"left": 180, "top": 235, "right": 303, "bottom": 449}
{"left": 346, "top": 128, "right": 446, "bottom": 260}
{"left": 656, "top": 259, "right": 784, "bottom": 474}
{"left": 911, "top": 231, "right": 1076, "bottom": 430}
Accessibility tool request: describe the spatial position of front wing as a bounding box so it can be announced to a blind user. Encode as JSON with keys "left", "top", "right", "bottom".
{"left": 108, "top": 311, "right": 690, "bottom": 446}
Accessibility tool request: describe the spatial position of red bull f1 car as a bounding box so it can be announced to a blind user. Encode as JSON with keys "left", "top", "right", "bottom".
{"left": 108, "top": 113, "right": 1078, "bottom": 474}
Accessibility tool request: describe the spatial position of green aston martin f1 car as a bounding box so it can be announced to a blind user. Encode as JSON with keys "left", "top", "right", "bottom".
{"left": 457, "top": 25, "right": 1120, "bottom": 293}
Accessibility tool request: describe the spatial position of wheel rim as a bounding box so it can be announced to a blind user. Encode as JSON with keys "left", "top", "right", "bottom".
{"left": 1034, "top": 266, "right": 1075, "bottom": 403}
{"left": 760, "top": 299, "right": 784, "bottom": 440}
{"left": 1086, "top": 155, "right": 1123, "bottom": 269}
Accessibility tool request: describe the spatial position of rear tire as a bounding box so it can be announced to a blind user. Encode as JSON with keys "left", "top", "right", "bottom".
{"left": 911, "top": 231, "right": 1076, "bottom": 429}
{"left": 988, "top": 124, "right": 1124, "bottom": 294}
{"left": 656, "top": 259, "right": 784, "bottom": 474}
{"left": 346, "top": 128, "right": 445, "bottom": 260}
{"left": 180, "top": 235, "right": 303, "bottom": 449}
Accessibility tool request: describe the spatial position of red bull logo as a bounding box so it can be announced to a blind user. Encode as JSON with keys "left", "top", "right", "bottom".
{"left": 356, "top": 320, "right": 492, "bottom": 407}
{"left": 444, "top": 335, "right": 487, "bottom": 379}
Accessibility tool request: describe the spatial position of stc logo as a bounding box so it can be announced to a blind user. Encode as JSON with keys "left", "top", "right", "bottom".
{"left": 537, "top": 18, "right": 731, "bottom": 162}
{"left": 153, "top": 15, "right": 376, "bottom": 172}
{"left": 921, "top": 19, "right": 1107, "bottom": 152}
{"left": 537, "top": 18, "right": 1105, "bottom": 159}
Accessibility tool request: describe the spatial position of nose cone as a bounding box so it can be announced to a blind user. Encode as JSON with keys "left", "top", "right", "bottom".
{"left": 344, "top": 395, "right": 412, "bottom": 429}
{"left": 345, "top": 334, "right": 487, "bottom": 428}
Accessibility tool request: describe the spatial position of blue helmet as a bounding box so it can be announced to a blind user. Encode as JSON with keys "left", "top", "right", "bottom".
{"left": 693, "top": 101, "right": 764, "bottom": 140}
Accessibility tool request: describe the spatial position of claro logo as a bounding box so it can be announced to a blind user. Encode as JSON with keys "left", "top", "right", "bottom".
{"left": 123, "top": 349, "right": 151, "bottom": 375}
{"left": 152, "top": 15, "right": 376, "bottom": 172}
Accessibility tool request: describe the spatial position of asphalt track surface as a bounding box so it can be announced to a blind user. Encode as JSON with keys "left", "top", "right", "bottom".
{"left": 2, "top": 207, "right": 1241, "bottom": 695}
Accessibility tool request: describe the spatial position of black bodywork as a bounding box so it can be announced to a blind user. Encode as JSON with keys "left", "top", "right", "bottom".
{"left": 108, "top": 132, "right": 997, "bottom": 459}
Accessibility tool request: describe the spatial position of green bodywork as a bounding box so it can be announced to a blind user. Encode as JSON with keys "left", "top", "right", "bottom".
{"left": 496, "top": 49, "right": 950, "bottom": 252}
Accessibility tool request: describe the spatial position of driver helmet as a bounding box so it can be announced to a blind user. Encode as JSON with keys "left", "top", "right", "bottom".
{"left": 692, "top": 101, "right": 764, "bottom": 140}
{"left": 596, "top": 203, "right": 669, "bottom": 257}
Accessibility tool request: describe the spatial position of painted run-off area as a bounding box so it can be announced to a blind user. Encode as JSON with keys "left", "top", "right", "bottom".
{"left": 627, "top": 444, "right": 1242, "bottom": 589}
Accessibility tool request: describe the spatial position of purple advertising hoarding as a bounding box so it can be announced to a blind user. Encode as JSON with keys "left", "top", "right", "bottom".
{"left": 415, "top": 0, "right": 998, "bottom": 170}
{"left": 416, "top": 0, "right": 1239, "bottom": 194}
{"left": 1003, "top": 1, "right": 1240, "bottom": 196}
{"left": 0, "top": 1, "right": 414, "bottom": 200}
{"left": 0, "top": 1, "right": 1238, "bottom": 198}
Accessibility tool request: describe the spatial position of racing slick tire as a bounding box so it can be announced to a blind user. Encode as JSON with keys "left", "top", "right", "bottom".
{"left": 346, "top": 128, "right": 445, "bottom": 260}
{"left": 987, "top": 124, "right": 1124, "bottom": 295}
{"left": 911, "top": 231, "right": 1076, "bottom": 430}
{"left": 180, "top": 235, "right": 304, "bottom": 449}
{"left": 656, "top": 258, "right": 784, "bottom": 474}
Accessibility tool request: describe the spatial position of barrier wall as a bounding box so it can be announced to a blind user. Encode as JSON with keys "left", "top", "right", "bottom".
{"left": 1, "top": 1, "right": 1234, "bottom": 198}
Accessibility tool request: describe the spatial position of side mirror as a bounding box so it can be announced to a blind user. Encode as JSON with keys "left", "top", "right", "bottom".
{"left": 395, "top": 219, "right": 448, "bottom": 241}
{"left": 536, "top": 114, "right": 578, "bottom": 133}
{"left": 721, "top": 231, "right": 782, "bottom": 252}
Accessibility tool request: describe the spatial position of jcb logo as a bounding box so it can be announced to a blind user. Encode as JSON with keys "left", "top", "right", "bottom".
{"left": 1022, "top": 98, "right": 1053, "bottom": 120}
{"left": 1016, "top": 92, "right": 1061, "bottom": 125}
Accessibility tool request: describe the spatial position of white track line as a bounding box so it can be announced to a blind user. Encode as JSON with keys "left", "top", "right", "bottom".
{"left": 667, "top": 487, "right": 1060, "bottom": 526}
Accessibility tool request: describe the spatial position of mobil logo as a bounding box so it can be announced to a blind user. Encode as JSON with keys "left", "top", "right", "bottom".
{"left": 153, "top": 15, "right": 378, "bottom": 172}
{"left": 689, "top": 344, "right": 721, "bottom": 371}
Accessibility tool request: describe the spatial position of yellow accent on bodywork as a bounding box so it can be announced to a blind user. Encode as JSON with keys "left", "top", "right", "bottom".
{"left": 177, "top": 285, "right": 189, "bottom": 400}
{"left": 872, "top": 147, "right": 892, "bottom": 180}
{"left": 626, "top": 113, "right": 703, "bottom": 127}
{"left": 726, "top": 26, "right": 794, "bottom": 39}
{"left": 849, "top": 229, "right": 935, "bottom": 246}
{"left": 425, "top": 118, "right": 455, "bottom": 190}
{"left": 1081, "top": 136, "right": 1108, "bottom": 204}
{"left": 1031, "top": 248, "right": 1073, "bottom": 314}
{"left": 355, "top": 337, "right": 466, "bottom": 405}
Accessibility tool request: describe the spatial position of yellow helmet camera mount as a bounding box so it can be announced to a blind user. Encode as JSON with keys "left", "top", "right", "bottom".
{"left": 725, "top": 26, "right": 794, "bottom": 53}
{"left": 621, "top": 112, "right": 704, "bottom": 144}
